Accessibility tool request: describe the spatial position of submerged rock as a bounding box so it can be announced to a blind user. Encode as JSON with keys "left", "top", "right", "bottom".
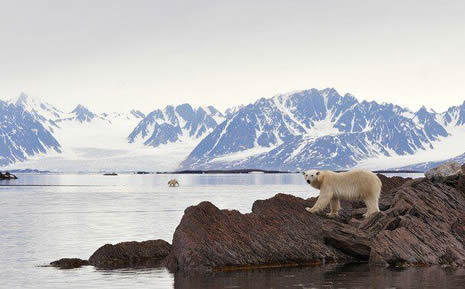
{"left": 50, "top": 258, "right": 89, "bottom": 269}
{"left": 425, "top": 162, "right": 463, "bottom": 182}
{"left": 89, "top": 239, "right": 171, "bottom": 268}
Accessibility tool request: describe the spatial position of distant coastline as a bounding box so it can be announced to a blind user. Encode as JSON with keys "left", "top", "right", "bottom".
{"left": 4, "top": 168, "right": 424, "bottom": 175}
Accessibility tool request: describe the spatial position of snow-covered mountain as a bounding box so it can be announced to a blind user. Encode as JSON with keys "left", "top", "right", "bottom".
{"left": 13, "top": 92, "right": 62, "bottom": 132}
{"left": 0, "top": 93, "right": 225, "bottom": 172}
{"left": 0, "top": 98, "right": 61, "bottom": 165}
{"left": 180, "top": 88, "right": 465, "bottom": 171}
{"left": 2, "top": 90, "right": 464, "bottom": 172}
{"left": 128, "top": 104, "right": 224, "bottom": 147}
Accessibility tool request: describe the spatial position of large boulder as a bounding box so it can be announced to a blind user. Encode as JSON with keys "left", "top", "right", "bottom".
{"left": 165, "top": 174, "right": 465, "bottom": 272}
{"left": 425, "top": 162, "right": 463, "bottom": 182}
{"left": 163, "top": 194, "right": 356, "bottom": 272}
{"left": 89, "top": 239, "right": 171, "bottom": 268}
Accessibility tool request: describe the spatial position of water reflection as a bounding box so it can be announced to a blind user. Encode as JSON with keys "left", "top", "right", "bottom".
{"left": 174, "top": 264, "right": 465, "bottom": 289}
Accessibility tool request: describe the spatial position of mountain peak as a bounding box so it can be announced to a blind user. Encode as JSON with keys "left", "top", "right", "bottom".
{"left": 130, "top": 109, "right": 145, "bottom": 118}
{"left": 320, "top": 87, "right": 339, "bottom": 96}
{"left": 13, "top": 92, "right": 43, "bottom": 108}
{"left": 15, "top": 92, "right": 29, "bottom": 105}
{"left": 72, "top": 104, "right": 89, "bottom": 112}
{"left": 71, "top": 104, "right": 95, "bottom": 122}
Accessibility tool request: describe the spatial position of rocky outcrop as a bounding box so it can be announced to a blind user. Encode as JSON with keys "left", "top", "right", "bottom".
{"left": 50, "top": 258, "right": 89, "bottom": 269}
{"left": 163, "top": 194, "right": 354, "bottom": 272}
{"left": 88, "top": 240, "right": 171, "bottom": 268}
{"left": 165, "top": 172, "right": 465, "bottom": 272}
{"left": 51, "top": 168, "right": 465, "bottom": 273}
{"left": 425, "top": 162, "right": 463, "bottom": 182}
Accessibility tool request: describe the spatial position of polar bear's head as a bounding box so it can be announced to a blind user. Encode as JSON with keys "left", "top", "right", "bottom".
{"left": 302, "top": 170, "right": 320, "bottom": 188}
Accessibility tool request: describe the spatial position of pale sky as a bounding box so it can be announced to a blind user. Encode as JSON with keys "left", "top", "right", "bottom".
{"left": 0, "top": 0, "right": 464, "bottom": 113}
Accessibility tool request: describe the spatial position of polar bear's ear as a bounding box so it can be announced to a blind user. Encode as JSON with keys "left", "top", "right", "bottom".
{"left": 316, "top": 171, "right": 320, "bottom": 175}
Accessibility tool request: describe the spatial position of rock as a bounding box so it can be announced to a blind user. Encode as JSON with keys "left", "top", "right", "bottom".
{"left": 376, "top": 173, "right": 412, "bottom": 210}
{"left": 89, "top": 239, "right": 171, "bottom": 268}
{"left": 377, "top": 174, "right": 411, "bottom": 194}
{"left": 164, "top": 194, "right": 355, "bottom": 272}
{"left": 50, "top": 258, "right": 89, "bottom": 269}
{"left": 165, "top": 173, "right": 465, "bottom": 272}
{"left": 425, "top": 162, "right": 463, "bottom": 182}
{"left": 322, "top": 221, "right": 372, "bottom": 260}
{"left": 0, "top": 172, "right": 17, "bottom": 180}
{"left": 369, "top": 178, "right": 465, "bottom": 266}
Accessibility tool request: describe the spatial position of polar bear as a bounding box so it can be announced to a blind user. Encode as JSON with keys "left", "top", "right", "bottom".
{"left": 168, "top": 179, "right": 179, "bottom": 187}
{"left": 303, "top": 169, "right": 382, "bottom": 218}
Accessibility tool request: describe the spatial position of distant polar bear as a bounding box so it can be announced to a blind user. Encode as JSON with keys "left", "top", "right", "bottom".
{"left": 303, "top": 169, "right": 382, "bottom": 218}
{"left": 168, "top": 179, "right": 179, "bottom": 187}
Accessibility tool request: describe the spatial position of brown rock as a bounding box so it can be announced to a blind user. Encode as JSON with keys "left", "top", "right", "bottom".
{"left": 377, "top": 174, "right": 411, "bottom": 194}
{"left": 50, "top": 258, "right": 89, "bottom": 269}
{"left": 376, "top": 173, "right": 412, "bottom": 210}
{"left": 89, "top": 239, "right": 171, "bottom": 268}
{"left": 0, "top": 172, "right": 17, "bottom": 180}
{"left": 165, "top": 173, "right": 465, "bottom": 272}
{"left": 164, "top": 194, "right": 355, "bottom": 272}
{"left": 369, "top": 179, "right": 465, "bottom": 266}
{"left": 322, "top": 221, "right": 372, "bottom": 260}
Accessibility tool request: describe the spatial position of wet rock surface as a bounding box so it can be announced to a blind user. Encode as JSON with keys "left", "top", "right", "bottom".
{"left": 88, "top": 240, "right": 171, "bottom": 268}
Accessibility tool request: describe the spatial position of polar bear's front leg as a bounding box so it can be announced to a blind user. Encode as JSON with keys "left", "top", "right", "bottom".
{"left": 306, "top": 189, "right": 332, "bottom": 214}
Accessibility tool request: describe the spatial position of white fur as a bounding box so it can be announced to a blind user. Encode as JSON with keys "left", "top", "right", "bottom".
{"left": 168, "top": 179, "right": 179, "bottom": 187}
{"left": 303, "top": 169, "right": 382, "bottom": 218}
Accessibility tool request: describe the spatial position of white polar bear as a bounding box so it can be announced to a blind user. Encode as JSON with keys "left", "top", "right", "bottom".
{"left": 168, "top": 179, "right": 179, "bottom": 187}
{"left": 303, "top": 169, "right": 382, "bottom": 218}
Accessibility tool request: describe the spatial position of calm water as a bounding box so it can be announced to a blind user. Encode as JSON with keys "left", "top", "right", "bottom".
{"left": 1, "top": 172, "right": 464, "bottom": 289}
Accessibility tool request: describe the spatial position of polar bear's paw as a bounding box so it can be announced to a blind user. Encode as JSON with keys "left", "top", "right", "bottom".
{"left": 327, "top": 212, "right": 339, "bottom": 218}
{"left": 363, "top": 212, "right": 377, "bottom": 218}
{"left": 305, "top": 207, "right": 316, "bottom": 213}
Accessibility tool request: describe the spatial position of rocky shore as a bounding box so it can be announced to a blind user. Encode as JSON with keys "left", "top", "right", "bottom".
{"left": 51, "top": 164, "right": 465, "bottom": 272}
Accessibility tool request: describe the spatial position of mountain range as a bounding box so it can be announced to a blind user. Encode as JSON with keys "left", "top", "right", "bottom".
{"left": 181, "top": 88, "right": 465, "bottom": 171}
{"left": 1, "top": 89, "right": 464, "bottom": 172}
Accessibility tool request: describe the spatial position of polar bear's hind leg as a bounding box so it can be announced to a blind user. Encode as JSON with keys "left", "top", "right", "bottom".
{"left": 363, "top": 195, "right": 380, "bottom": 218}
